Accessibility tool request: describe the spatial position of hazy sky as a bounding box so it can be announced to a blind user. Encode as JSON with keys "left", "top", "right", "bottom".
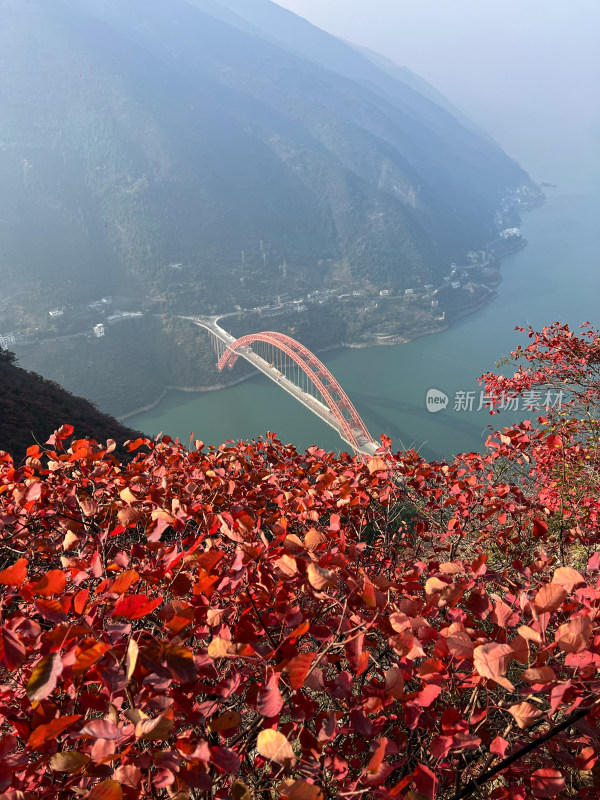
{"left": 273, "top": 0, "right": 600, "bottom": 179}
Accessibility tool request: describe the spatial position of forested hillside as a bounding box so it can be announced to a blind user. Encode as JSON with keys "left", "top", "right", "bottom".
{"left": 0, "top": 0, "right": 537, "bottom": 323}
{"left": 0, "top": 349, "right": 137, "bottom": 459}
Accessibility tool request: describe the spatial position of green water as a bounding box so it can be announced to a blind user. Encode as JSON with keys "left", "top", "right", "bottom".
{"left": 130, "top": 132, "right": 599, "bottom": 460}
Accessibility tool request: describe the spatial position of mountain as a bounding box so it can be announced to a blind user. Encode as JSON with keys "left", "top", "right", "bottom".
{"left": 0, "top": 0, "right": 536, "bottom": 323}
{"left": 0, "top": 348, "right": 138, "bottom": 460}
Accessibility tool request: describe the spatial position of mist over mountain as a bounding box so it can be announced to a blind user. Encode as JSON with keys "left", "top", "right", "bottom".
{"left": 0, "top": 0, "right": 535, "bottom": 322}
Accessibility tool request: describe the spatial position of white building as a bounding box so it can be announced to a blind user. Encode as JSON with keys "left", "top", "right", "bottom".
{"left": 0, "top": 333, "right": 16, "bottom": 348}
{"left": 49, "top": 309, "right": 64, "bottom": 318}
{"left": 93, "top": 324, "right": 105, "bottom": 338}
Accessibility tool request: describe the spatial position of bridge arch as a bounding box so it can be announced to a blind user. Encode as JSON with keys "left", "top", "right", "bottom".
{"left": 217, "top": 331, "right": 374, "bottom": 453}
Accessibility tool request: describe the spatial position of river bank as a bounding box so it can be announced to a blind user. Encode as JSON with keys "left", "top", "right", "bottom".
{"left": 118, "top": 282, "right": 500, "bottom": 419}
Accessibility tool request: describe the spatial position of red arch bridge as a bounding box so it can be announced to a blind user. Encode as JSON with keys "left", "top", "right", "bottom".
{"left": 190, "top": 317, "right": 378, "bottom": 456}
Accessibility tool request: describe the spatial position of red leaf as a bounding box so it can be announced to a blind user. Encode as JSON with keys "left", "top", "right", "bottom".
{"left": 257, "top": 674, "right": 284, "bottom": 717}
{"left": 210, "top": 745, "right": 241, "bottom": 774}
{"left": 34, "top": 598, "right": 68, "bottom": 624}
{"left": 0, "top": 626, "right": 26, "bottom": 670}
{"left": 490, "top": 737, "right": 509, "bottom": 758}
{"left": 414, "top": 684, "right": 442, "bottom": 708}
{"left": 112, "top": 594, "right": 163, "bottom": 620}
{"left": 0, "top": 558, "right": 28, "bottom": 587}
{"left": 530, "top": 768, "right": 565, "bottom": 798}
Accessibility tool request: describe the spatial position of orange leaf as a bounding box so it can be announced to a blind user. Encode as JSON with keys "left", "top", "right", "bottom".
{"left": 384, "top": 666, "right": 404, "bottom": 699}
{"left": 49, "top": 751, "right": 90, "bottom": 773}
{"left": 473, "top": 643, "right": 513, "bottom": 680}
{"left": 551, "top": 566, "right": 585, "bottom": 592}
{"left": 304, "top": 529, "right": 326, "bottom": 552}
{"left": 209, "top": 711, "right": 242, "bottom": 732}
{"left": 119, "top": 487, "right": 138, "bottom": 504}
{"left": 231, "top": 781, "right": 252, "bottom": 800}
{"left": 88, "top": 779, "right": 123, "bottom": 800}
{"left": 72, "top": 642, "right": 111, "bottom": 675}
{"left": 111, "top": 570, "right": 140, "bottom": 594}
{"left": 508, "top": 701, "right": 543, "bottom": 729}
{"left": 555, "top": 615, "right": 592, "bottom": 653}
{"left": 287, "top": 652, "right": 317, "bottom": 689}
{"left": 278, "top": 780, "right": 324, "bottom": 800}
{"left": 534, "top": 583, "right": 567, "bottom": 612}
{"left": 28, "top": 715, "right": 82, "bottom": 750}
{"left": 446, "top": 631, "right": 474, "bottom": 659}
{"left": 26, "top": 653, "right": 63, "bottom": 702}
{"left": 164, "top": 644, "right": 196, "bottom": 683}
{"left": 425, "top": 577, "right": 448, "bottom": 594}
{"left": 207, "top": 638, "right": 255, "bottom": 659}
{"left": 517, "top": 625, "right": 542, "bottom": 644}
{"left": 368, "top": 456, "right": 388, "bottom": 474}
{"left": 32, "top": 570, "right": 66, "bottom": 596}
{"left": 521, "top": 666, "right": 556, "bottom": 684}
{"left": 0, "top": 557, "right": 28, "bottom": 587}
{"left": 135, "top": 709, "right": 174, "bottom": 740}
{"left": 306, "top": 563, "right": 336, "bottom": 591}
{"left": 256, "top": 729, "right": 295, "bottom": 765}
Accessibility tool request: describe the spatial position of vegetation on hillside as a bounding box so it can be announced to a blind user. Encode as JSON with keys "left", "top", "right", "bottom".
{"left": 2, "top": 323, "right": 600, "bottom": 798}
{"left": 0, "top": 347, "right": 138, "bottom": 460}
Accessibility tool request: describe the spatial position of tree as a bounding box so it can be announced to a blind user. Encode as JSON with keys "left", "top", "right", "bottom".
{"left": 0, "top": 347, "right": 17, "bottom": 364}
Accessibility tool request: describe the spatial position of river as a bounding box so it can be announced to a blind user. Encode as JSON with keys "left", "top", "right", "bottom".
{"left": 130, "top": 127, "right": 599, "bottom": 461}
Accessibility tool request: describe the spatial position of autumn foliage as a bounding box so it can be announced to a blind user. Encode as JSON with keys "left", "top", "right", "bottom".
{"left": 2, "top": 323, "right": 600, "bottom": 800}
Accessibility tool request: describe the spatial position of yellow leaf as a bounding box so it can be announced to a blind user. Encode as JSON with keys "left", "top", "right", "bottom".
{"left": 257, "top": 729, "right": 295, "bottom": 766}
